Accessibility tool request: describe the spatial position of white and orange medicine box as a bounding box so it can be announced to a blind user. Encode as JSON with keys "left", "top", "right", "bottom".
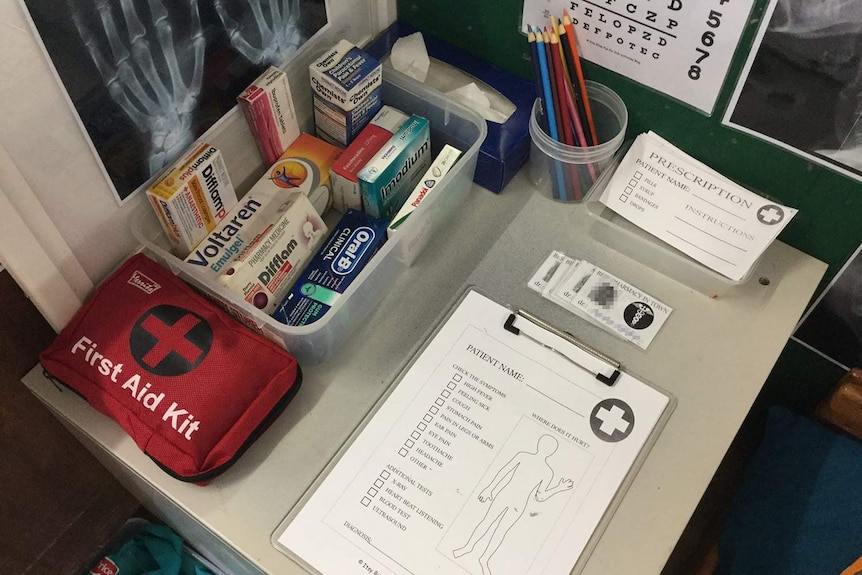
{"left": 146, "top": 143, "right": 237, "bottom": 257}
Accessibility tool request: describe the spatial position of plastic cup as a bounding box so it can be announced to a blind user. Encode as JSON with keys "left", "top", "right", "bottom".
{"left": 528, "top": 81, "right": 628, "bottom": 202}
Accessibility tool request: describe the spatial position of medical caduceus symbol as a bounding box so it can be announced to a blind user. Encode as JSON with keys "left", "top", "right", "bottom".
{"left": 70, "top": 0, "right": 205, "bottom": 176}
{"left": 215, "top": 0, "right": 304, "bottom": 67}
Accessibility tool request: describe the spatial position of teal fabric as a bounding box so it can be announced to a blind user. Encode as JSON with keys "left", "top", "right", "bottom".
{"left": 717, "top": 406, "right": 862, "bottom": 574}
{"left": 93, "top": 524, "right": 214, "bottom": 575}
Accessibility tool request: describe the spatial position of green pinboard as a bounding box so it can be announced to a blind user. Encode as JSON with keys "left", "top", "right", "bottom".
{"left": 398, "top": 0, "right": 860, "bottom": 411}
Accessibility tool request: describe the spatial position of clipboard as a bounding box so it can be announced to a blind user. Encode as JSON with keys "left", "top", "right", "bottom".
{"left": 272, "top": 287, "right": 675, "bottom": 575}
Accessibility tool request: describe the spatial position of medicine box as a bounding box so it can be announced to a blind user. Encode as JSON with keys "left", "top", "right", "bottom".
{"left": 183, "top": 134, "right": 338, "bottom": 279}
{"left": 331, "top": 105, "right": 410, "bottom": 213}
{"left": 366, "top": 21, "right": 534, "bottom": 193}
{"left": 358, "top": 115, "right": 431, "bottom": 220}
{"left": 146, "top": 143, "right": 237, "bottom": 257}
{"left": 273, "top": 210, "right": 388, "bottom": 327}
{"left": 310, "top": 40, "right": 383, "bottom": 146}
{"left": 583, "top": 145, "right": 756, "bottom": 298}
{"left": 219, "top": 191, "right": 327, "bottom": 315}
{"left": 237, "top": 66, "right": 301, "bottom": 166}
{"left": 133, "top": 71, "right": 486, "bottom": 364}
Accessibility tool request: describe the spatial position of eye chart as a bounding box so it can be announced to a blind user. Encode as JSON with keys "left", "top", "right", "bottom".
{"left": 521, "top": 0, "right": 756, "bottom": 114}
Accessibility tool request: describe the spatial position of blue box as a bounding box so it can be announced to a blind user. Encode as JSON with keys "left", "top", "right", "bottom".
{"left": 272, "top": 210, "right": 388, "bottom": 326}
{"left": 366, "top": 22, "right": 534, "bottom": 193}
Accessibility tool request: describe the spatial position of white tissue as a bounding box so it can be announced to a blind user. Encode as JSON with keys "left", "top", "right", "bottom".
{"left": 391, "top": 32, "right": 430, "bottom": 83}
{"left": 445, "top": 83, "right": 511, "bottom": 123}
{"left": 387, "top": 32, "right": 516, "bottom": 124}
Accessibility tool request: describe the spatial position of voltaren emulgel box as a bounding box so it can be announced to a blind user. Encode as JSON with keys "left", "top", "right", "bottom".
{"left": 358, "top": 115, "right": 431, "bottom": 220}
{"left": 310, "top": 40, "right": 383, "bottom": 146}
{"left": 273, "top": 209, "right": 387, "bottom": 327}
{"left": 238, "top": 66, "right": 301, "bottom": 166}
{"left": 146, "top": 143, "right": 237, "bottom": 256}
{"left": 183, "top": 134, "right": 340, "bottom": 279}
{"left": 219, "top": 192, "right": 327, "bottom": 315}
{"left": 330, "top": 106, "right": 409, "bottom": 213}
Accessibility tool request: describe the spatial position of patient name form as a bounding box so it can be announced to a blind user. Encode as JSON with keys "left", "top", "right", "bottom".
{"left": 278, "top": 291, "right": 670, "bottom": 575}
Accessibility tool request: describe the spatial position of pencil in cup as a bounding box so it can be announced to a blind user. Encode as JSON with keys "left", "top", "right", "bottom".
{"left": 527, "top": 80, "right": 629, "bottom": 203}
{"left": 546, "top": 28, "right": 580, "bottom": 200}
{"left": 529, "top": 26, "right": 567, "bottom": 200}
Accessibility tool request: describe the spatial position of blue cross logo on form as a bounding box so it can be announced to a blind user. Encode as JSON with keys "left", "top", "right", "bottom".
{"left": 757, "top": 204, "right": 785, "bottom": 225}
{"left": 590, "top": 398, "right": 635, "bottom": 442}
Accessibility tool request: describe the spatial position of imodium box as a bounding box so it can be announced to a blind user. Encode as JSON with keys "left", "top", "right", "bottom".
{"left": 273, "top": 210, "right": 387, "bottom": 326}
{"left": 310, "top": 40, "right": 383, "bottom": 145}
{"left": 388, "top": 144, "right": 462, "bottom": 235}
{"left": 219, "top": 192, "right": 327, "bottom": 314}
{"left": 238, "top": 66, "right": 301, "bottom": 166}
{"left": 358, "top": 115, "right": 431, "bottom": 220}
{"left": 330, "top": 106, "right": 409, "bottom": 213}
{"left": 182, "top": 134, "right": 339, "bottom": 278}
{"left": 147, "top": 143, "right": 237, "bottom": 256}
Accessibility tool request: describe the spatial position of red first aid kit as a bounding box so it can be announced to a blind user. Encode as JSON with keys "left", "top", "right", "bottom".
{"left": 40, "top": 253, "right": 302, "bottom": 483}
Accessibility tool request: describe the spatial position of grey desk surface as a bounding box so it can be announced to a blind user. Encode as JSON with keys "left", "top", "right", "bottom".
{"left": 24, "top": 172, "right": 827, "bottom": 575}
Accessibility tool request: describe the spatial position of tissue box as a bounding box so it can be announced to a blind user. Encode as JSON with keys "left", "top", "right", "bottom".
{"left": 366, "top": 22, "right": 534, "bottom": 193}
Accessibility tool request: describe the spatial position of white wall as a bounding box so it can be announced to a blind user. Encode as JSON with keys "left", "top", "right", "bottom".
{"left": 0, "top": 0, "right": 391, "bottom": 306}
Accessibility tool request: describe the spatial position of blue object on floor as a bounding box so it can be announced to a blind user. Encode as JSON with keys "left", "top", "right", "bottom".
{"left": 717, "top": 406, "right": 862, "bottom": 574}
{"left": 89, "top": 524, "right": 214, "bottom": 575}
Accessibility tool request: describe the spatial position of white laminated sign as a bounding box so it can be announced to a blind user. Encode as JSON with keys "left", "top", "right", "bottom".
{"left": 599, "top": 132, "right": 797, "bottom": 281}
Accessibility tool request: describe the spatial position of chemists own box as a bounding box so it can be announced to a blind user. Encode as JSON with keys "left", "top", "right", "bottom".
{"left": 133, "top": 71, "right": 486, "bottom": 364}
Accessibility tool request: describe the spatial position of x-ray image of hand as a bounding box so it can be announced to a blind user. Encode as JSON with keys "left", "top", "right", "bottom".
{"left": 215, "top": 0, "right": 304, "bottom": 67}
{"left": 70, "top": 0, "right": 205, "bottom": 176}
{"left": 767, "top": 0, "right": 862, "bottom": 170}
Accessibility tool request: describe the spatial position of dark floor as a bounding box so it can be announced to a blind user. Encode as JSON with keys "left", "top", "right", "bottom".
{"left": 0, "top": 271, "right": 141, "bottom": 574}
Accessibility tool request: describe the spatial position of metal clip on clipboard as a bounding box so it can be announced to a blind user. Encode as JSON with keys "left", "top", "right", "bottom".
{"left": 504, "top": 309, "right": 621, "bottom": 386}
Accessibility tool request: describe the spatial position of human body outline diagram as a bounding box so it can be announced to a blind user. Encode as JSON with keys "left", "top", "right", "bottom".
{"left": 452, "top": 434, "right": 574, "bottom": 575}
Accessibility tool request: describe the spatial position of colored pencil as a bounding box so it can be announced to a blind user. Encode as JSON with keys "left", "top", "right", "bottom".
{"left": 557, "top": 23, "right": 593, "bottom": 146}
{"left": 534, "top": 27, "right": 566, "bottom": 199}
{"left": 543, "top": 29, "right": 565, "bottom": 151}
{"left": 549, "top": 29, "right": 580, "bottom": 200}
{"left": 527, "top": 27, "right": 549, "bottom": 133}
{"left": 563, "top": 11, "right": 599, "bottom": 146}
{"left": 551, "top": 18, "right": 589, "bottom": 150}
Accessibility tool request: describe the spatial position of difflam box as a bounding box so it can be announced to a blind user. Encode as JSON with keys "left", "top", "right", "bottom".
{"left": 273, "top": 209, "right": 387, "bottom": 326}
{"left": 330, "top": 105, "right": 409, "bottom": 213}
{"left": 358, "top": 115, "right": 431, "bottom": 220}
{"left": 183, "top": 134, "right": 340, "bottom": 278}
{"left": 219, "top": 192, "right": 327, "bottom": 314}
{"left": 310, "top": 40, "right": 383, "bottom": 145}
{"left": 238, "top": 66, "right": 301, "bottom": 166}
{"left": 147, "top": 143, "right": 237, "bottom": 256}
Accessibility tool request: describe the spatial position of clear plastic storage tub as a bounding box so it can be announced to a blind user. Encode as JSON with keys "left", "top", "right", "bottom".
{"left": 133, "top": 70, "right": 487, "bottom": 364}
{"left": 583, "top": 143, "right": 755, "bottom": 298}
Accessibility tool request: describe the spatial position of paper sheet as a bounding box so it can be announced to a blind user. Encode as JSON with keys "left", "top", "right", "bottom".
{"left": 521, "top": 0, "right": 756, "bottom": 113}
{"left": 599, "top": 132, "right": 797, "bottom": 281}
{"left": 277, "top": 291, "right": 670, "bottom": 575}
